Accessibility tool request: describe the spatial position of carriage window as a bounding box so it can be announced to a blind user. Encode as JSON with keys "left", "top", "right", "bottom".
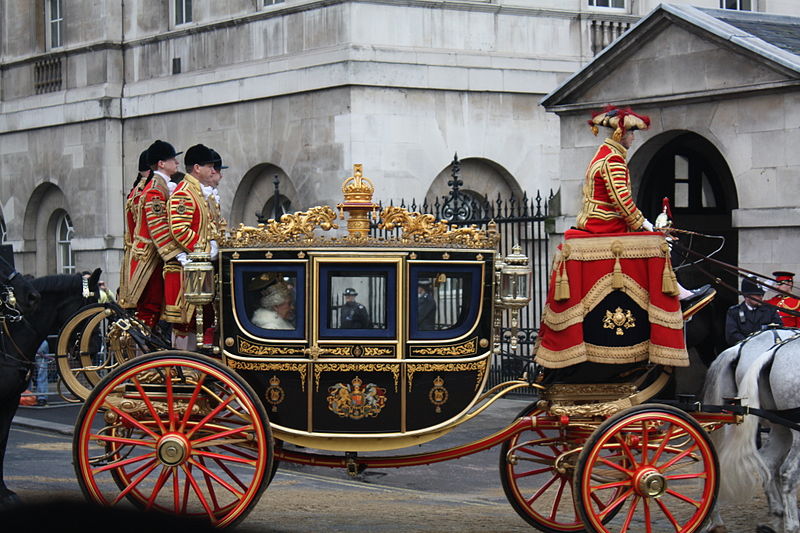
{"left": 234, "top": 264, "right": 305, "bottom": 339}
{"left": 319, "top": 265, "right": 396, "bottom": 339}
{"left": 410, "top": 265, "right": 482, "bottom": 340}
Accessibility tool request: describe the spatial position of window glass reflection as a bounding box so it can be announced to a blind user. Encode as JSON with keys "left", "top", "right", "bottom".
{"left": 329, "top": 272, "right": 386, "bottom": 330}
{"left": 416, "top": 272, "right": 468, "bottom": 331}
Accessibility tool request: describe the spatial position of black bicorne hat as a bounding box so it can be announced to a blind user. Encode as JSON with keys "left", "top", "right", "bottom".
{"left": 146, "top": 140, "right": 182, "bottom": 166}
{"left": 137, "top": 149, "right": 150, "bottom": 172}
{"left": 741, "top": 277, "right": 765, "bottom": 296}
{"left": 210, "top": 149, "right": 228, "bottom": 171}
{"left": 184, "top": 144, "right": 221, "bottom": 169}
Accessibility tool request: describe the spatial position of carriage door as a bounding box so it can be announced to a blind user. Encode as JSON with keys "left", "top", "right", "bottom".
{"left": 309, "top": 255, "right": 404, "bottom": 433}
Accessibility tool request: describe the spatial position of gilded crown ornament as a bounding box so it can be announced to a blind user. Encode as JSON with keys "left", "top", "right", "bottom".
{"left": 337, "top": 164, "right": 379, "bottom": 238}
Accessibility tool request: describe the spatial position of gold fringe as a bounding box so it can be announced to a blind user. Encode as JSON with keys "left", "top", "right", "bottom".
{"left": 535, "top": 340, "right": 689, "bottom": 369}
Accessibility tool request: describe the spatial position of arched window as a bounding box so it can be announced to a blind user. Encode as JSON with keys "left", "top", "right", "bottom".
{"left": 258, "top": 194, "right": 293, "bottom": 224}
{"left": 56, "top": 213, "right": 75, "bottom": 274}
{"left": 0, "top": 218, "right": 7, "bottom": 243}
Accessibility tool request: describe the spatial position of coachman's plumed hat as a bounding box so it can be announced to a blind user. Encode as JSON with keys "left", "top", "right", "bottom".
{"left": 184, "top": 144, "right": 221, "bottom": 169}
{"left": 146, "top": 140, "right": 182, "bottom": 166}
{"left": 741, "top": 276, "right": 765, "bottom": 296}
{"left": 588, "top": 106, "right": 650, "bottom": 142}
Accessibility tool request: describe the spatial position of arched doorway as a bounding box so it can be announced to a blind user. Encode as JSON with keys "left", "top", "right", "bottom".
{"left": 229, "top": 163, "right": 297, "bottom": 226}
{"left": 24, "top": 182, "right": 71, "bottom": 275}
{"left": 632, "top": 130, "right": 739, "bottom": 311}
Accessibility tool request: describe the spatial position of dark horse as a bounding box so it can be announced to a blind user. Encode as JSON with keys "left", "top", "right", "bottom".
{"left": 0, "top": 269, "right": 100, "bottom": 507}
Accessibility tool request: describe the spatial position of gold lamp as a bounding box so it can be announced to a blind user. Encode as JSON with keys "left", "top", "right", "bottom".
{"left": 182, "top": 252, "right": 215, "bottom": 349}
{"left": 498, "top": 245, "right": 532, "bottom": 350}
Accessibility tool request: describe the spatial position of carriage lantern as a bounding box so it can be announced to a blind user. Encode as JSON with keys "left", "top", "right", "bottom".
{"left": 183, "top": 252, "right": 215, "bottom": 350}
{"left": 499, "top": 245, "right": 532, "bottom": 350}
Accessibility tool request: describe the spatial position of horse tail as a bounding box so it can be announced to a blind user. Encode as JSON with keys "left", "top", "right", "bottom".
{"left": 701, "top": 345, "right": 739, "bottom": 404}
{"left": 715, "top": 347, "right": 774, "bottom": 503}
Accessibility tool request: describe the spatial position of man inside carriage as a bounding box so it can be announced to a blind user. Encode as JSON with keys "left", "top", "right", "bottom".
{"left": 535, "top": 106, "right": 715, "bottom": 384}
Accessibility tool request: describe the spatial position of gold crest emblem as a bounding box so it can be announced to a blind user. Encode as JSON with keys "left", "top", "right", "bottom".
{"left": 176, "top": 198, "right": 187, "bottom": 215}
{"left": 428, "top": 375, "right": 449, "bottom": 413}
{"left": 151, "top": 200, "right": 164, "bottom": 214}
{"left": 327, "top": 376, "right": 387, "bottom": 420}
{"left": 603, "top": 307, "right": 636, "bottom": 335}
{"left": 265, "top": 375, "right": 285, "bottom": 412}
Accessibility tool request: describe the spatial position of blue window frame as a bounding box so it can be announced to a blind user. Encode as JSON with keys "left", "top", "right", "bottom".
{"left": 233, "top": 263, "right": 305, "bottom": 340}
{"left": 409, "top": 265, "right": 482, "bottom": 340}
{"left": 319, "top": 264, "right": 397, "bottom": 339}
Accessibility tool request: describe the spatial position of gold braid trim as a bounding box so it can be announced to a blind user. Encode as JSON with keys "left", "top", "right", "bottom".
{"left": 543, "top": 273, "right": 684, "bottom": 332}
{"left": 561, "top": 234, "right": 667, "bottom": 261}
{"left": 535, "top": 341, "right": 689, "bottom": 368}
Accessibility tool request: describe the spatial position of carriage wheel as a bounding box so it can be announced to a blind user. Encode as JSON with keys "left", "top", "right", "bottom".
{"left": 73, "top": 351, "right": 273, "bottom": 528}
{"left": 574, "top": 404, "right": 718, "bottom": 533}
{"left": 499, "top": 403, "right": 621, "bottom": 532}
{"left": 56, "top": 304, "right": 139, "bottom": 401}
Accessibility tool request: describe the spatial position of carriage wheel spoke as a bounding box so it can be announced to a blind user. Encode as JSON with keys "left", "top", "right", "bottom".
{"left": 620, "top": 495, "right": 639, "bottom": 533}
{"left": 216, "top": 443, "right": 259, "bottom": 462}
{"left": 179, "top": 374, "right": 207, "bottom": 433}
{"left": 517, "top": 445, "right": 559, "bottom": 462}
{"left": 197, "top": 456, "right": 222, "bottom": 511}
{"left": 211, "top": 456, "right": 251, "bottom": 491}
{"left": 181, "top": 463, "right": 218, "bottom": 521}
{"left": 92, "top": 451, "right": 156, "bottom": 475}
{"left": 549, "top": 475, "right": 567, "bottom": 521}
{"left": 145, "top": 466, "right": 174, "bottom": 511}
{"left": 525, "top": 471, "right": 558, "bottom": 505}
{"left": 595, "top": 488, "right": 633, "bottom": 520}
{"left": 131, "top": 376, "right": 168, "bottom": 434}
{"left": 111, "top": 459, "right": 160, "bottom": 505}
{"left": 101, "top": 403, "right": 161, "bottom": 440}
{"left": 665, "top": 488, "right": 701, "bottom": 508}
{"left": 650, "top": 424, "right": 676, "bottom": 464}
{"left": 192, "top": 424, "right": 255, "bottom": 446}
{"left": 186, "top": 395, "right": 236, "bottom": 439}
{"left": 188, "top": 457, "right": 244, "bottom": 498}
{"left": 615, "top": 432, "right": 638, "bottom": 466}
{"left": 643, "top": 498, "right": 653, "bottom": 533}
{"left": 598, "top": 455, "right": 633, "bottom": 475}
{"left": 91, "top": 433, "right": 156, "bottom": 448}
{"left": 658, "top": 442, "right": 698, "bottom": 471}
{"left": 655, "top": 496, "right": 682, "bottom": 531}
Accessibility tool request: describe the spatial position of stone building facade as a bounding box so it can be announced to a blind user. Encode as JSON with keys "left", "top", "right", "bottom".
{"left": 1, "top": 0, "right": 798, "bottom": 288}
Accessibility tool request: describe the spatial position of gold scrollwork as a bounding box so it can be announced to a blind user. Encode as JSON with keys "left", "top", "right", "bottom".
{"left": 412, "top": 338, "right": 478, "bottom": 356}
{"left": 314, "top": 363, "right": 400, "bottom": 392}
{"left": 406, "top": 360, "right": 487, "bottom": 392}
{"left": 226, "top": 360, "right": 308, "bottom": 391}
{"left": 378, "top": 206, "right": 496, "bottom": 248}
{"left": 217, "top": 206, "right": 339, "bottom": 247}
{"left": 237, "top": 338, "right": 304, "bottom": 356}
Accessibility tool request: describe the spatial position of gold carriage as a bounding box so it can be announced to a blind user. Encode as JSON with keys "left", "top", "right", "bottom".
{"left": 58, "top": 165, "right": 735, "bottom": 531}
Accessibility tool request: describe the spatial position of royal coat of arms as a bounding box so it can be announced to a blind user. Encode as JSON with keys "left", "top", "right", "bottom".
{"left": 327, "top": 376, "right": 387, "bottom": 419}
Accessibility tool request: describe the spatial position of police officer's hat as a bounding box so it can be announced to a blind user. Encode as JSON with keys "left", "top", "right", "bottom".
{"left": 343, "top": 288, "right": 358, "bottom": 296}
{"left": 418, "top": 279, "right": 432, "bottom": 289}
{"left": 138, "top": 149, "right": 150, "bottom": 172}
{"left": 741, "top": 277, "right": 765, "bottom": 296}
{"left": 184, "top": 144, "right": 221, "bottom": 169}
{"left": 773, "top": 271, "right": 795, "bottom": 283}
{"left": 210, "top": 149, "right": 228, "bottom": 171}
{"left": 146, "top": 140, "right": 182, "bottom": 166}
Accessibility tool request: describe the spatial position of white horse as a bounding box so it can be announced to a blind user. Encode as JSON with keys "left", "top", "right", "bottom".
{"left": 702, "top": 328, "right": 800, "bottom": 533}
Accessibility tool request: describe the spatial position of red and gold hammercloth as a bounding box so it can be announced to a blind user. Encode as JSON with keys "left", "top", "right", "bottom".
{"left": 535, "top": 230, "right": 688, "bottom": 369}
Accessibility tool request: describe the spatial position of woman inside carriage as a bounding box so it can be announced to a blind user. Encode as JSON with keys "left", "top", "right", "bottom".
{"left": 535, "top": 106, "right": 715, "bottom": 385}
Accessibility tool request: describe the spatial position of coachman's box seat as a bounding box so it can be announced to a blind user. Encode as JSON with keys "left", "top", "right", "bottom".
{"left": 534, "top": 230, "right": 688, "bottom": 375}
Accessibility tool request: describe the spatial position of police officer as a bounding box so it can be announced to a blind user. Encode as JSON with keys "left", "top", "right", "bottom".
{"left": 766, "top": 271, "right": 800, "bottom": 328}
{"left": 340, "top": 288, "right": 371, "bottom": 329}
{"left": 725, "top": 277, "right": 782, "bottom": 347}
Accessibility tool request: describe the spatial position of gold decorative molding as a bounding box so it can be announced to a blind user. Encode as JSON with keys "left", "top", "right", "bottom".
{"left": 412, "top": 337, "right": 478, "bottom": 356}
{"left": 406, "top": 359, "right": 487, "bottom": 392}
{"left": 314, "top": 363, "right": 400, "bottom": 392}
{"left": 237, "top": 338, "right": 305, "bottom": 356}
{"left": 217, "top": 206, "right": 339, "bottom": 247}
{"left": 226, "top": 360, "right": 308, "bottom": 391}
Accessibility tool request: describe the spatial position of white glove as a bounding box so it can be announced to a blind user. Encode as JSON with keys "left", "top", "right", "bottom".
{"left": 176, "top": 252, "right": 191, "bottom": 266}
{"left": 210, "top": 240, "right": 219, "bottom": 260}
{"left": 641, "top": 219, "right": 654, "bottom": 232}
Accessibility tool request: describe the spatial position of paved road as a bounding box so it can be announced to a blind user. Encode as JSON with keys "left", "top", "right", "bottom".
{"left": 7, "top": 398, "right": 776, "bottom": 532}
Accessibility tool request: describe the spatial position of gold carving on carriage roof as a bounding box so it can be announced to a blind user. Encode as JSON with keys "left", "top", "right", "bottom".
{"left": 215, "top": 164, "right": 498, "bottom": 249}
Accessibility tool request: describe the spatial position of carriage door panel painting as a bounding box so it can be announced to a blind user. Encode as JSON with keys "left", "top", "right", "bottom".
{"left": 312, "top": 258, "right": 401, "bottom": 433}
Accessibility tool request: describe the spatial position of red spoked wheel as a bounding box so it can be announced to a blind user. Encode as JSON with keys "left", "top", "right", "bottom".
{"left": 574, "top": 404, "right": 718, "bottom": 533}
{"left": 500, "top": 403, "right": 615, "bottom": 532}
{"left": 73, "top": 351, "right": 273, "bottom": 528}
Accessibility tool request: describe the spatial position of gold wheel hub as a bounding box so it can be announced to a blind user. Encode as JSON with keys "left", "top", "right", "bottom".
{"left": 634, "top": 467, "right": 666, "bottom": 498}
{"left": 157, "top": 434, "right": 190, "bottom": 466}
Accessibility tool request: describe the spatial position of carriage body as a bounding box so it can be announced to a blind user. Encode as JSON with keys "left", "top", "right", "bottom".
{"left": 216, "top": 236, "right": 498, "bottom": 451}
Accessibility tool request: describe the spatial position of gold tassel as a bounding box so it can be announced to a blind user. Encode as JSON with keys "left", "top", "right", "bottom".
{"left": 555, "top": 262, "right": 570, "bottom": 301}
{"left": 611, "top": 240, "right": 624, "bottom": 289}
{"left": 661, "top": 243, "right": 680, "bottom": 296}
